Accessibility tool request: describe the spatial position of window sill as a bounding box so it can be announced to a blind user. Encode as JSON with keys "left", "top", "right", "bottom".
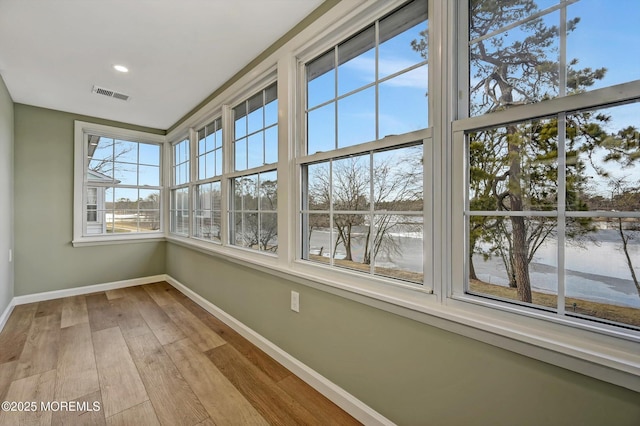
{"left": 72, "top": 233, "right": 165, "bottom": 247}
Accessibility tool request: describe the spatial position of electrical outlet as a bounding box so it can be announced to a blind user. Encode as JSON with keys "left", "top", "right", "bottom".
{"left": 291, "top": 291, "right": 300, "bottom": 313}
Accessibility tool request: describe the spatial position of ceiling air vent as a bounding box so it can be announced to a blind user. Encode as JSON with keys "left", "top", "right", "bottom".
{"left": 91, "top": 85, "right": 130, "bottom": 101}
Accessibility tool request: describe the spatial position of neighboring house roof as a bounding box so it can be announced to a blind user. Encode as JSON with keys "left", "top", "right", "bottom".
{"left": 87, "top": 168, "right": 121, "bottom": 184}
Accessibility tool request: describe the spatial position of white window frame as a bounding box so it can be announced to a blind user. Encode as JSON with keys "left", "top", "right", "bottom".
{"left": 73, "top": 121, "right": 165, "bottom": 246}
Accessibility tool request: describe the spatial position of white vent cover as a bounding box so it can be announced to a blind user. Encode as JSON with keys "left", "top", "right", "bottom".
{"left": 91, "top": 85, "right": 130, "bottom": 101}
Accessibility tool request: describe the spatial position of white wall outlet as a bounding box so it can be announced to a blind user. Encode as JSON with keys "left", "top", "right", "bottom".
{"left": 291, "top": 290, "right": 300, "bottom": 313}
{"left": 8, "top": 249, "right": 12, "bottom": 263}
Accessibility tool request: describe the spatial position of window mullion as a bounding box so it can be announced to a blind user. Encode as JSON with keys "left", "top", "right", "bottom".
{"left": 369, "top": 151, "right": 375, "bottom": 275}
{"left": 221, "top": 104, "right": 233, "bottom": 246}
{"left": 557, "top": 112, "right": 567, "bottom": 316}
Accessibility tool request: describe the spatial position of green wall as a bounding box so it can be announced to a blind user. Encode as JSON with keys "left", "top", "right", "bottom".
{"left": 167, "top": 243, "right": 640, "bottom": 426}
{"left": 0, "top": 75, "right": 14, "bottom": 315}
{"left": 13, "top": 104, "right": 166, "bottom": 296}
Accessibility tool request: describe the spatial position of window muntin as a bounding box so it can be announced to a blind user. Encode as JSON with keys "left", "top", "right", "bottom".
{"left": 84, "top": 135, "right": 161, "bottom": 235}
{"left": 465, "top": 100, "right": 640, "bottom": 329}
{"left": 469, "top": 0, "right": 640, "bottom": 117}
{"left": 197, "top": 118, "right": 223, "bottom": 180}
{"left": 233, "top": 84, "right": 278, "bottom": 172}
{"left": 305, "top": 0, "right": 428, "bottom": 155}
{"left": 230, "top": 171, "right": 278, "bottom": 253}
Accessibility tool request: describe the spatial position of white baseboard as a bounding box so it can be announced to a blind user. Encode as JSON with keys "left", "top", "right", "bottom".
{"left": 165, "top": 275, "right": 394, "bottom": 426}
{"left": 0, "top": 299, "right": 15, "bottom": 333}
{"left": 12, "top": 275, "right": 166, "bottom": 305}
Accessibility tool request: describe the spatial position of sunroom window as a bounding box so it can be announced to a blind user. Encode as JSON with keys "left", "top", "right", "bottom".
{"left": 300, "top": 0, "right": 429, "bottom": 285}
{"left": 230, "top": 84, "right": 279, "bottom": 253}
{"left": 170, "top": 138, "right": 190, "bottom": 236}
{"left": 460, "top": 0, "right": 640, "bottom": 329}
{"left": 84, "top": 135, "right": 161, "bottom": 235}
{"left": 193, "top": 118, "right": 223, "bottom": 242}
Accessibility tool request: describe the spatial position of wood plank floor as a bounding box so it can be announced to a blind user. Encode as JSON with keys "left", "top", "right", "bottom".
{"left": 0, "top": 282, "right": 361, "bottom": 425}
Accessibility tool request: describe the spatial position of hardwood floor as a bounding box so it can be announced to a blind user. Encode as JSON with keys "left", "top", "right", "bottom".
{"left": 0, "top": 282, "right": 361, "bottom": 425}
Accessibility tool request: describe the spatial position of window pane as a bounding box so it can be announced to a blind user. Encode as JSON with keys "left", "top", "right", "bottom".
{"left": 333, "top": 155, "right": 370, "bottom": 211}
{"left": 308, "top": 102, "right": 336, "bottom": 154}
{"left": 139, "top": 165, "right": 159, "bottom": 186}
{"left": 114, "top": 140, "right": 138, "bottom": 164}
{"left": 469, "top": 215, "right": 558, "bottom": 306}
{"left": 260, "top": 171, "right": 277, "bottom": 211}
{"left": 248, "top": 105, "right": 264, "bottom": 135}
{"left": 206, "top": 125, "right": 216, "bottom": 152}
{"left": 470, "top": 10, "right": 560, "bottom": 116}
{"left": 198, "top": 155, "right": 206, "bottom": 180}
{"left": 468, "top": 118, "right": 558, "bottom": 212}
{"left": 234, "top": 175, "right": 258, "bottom": 211}
{"left": 195, "top": 182, "right": 221, "bottom": 242}
{"left": 198, "top": 129, "right": 206, "bottom": 154}
{"left": 333, "top": 214, "right": 368, "bottom": 269}
{"left": 114, "top": 162, "right": 137, "bottom": 186}
{"left": 567, "top": 2, "right": 640, "bottom": 93}
{"left": 379, "top": 0, "right": 428, "bottom": 79}
{"left": 373, "top": 215, "right": 423, "bottom": 284}
{"left": 215, "top": 149, "right": 222, "bottom": 177}
{"left": 338, "top": 25, "right": 375, "bottom": 96}
{"left": 139, "top": 189, "right": 159, "bottom": 209}
{"left": 265, "top": 98, "right": 278, "bottom": 127}
{"left": 566, "top": 101, "right": 640, "bottom": 212}
{"left": 260, "top": 213, "right": 278, "bottom": 253}
{"left": 235, "top": 110, "right": 247, "bottom": 139}
{"left": 215, "top": 128, "right": 222, "bottom": 149}
{"left": 88, "top": 160, "right": 113, "bottom": 180}
{"left": 247, "top": 132, "right": 264, "bottom": 169}
{"left": 307, "top": 50, "right": 335, "bottom": 108}
{"left": 205, "top": 152, "right": 215, "bottom": 180}
{"left": 307, "top": 162, "right": 330, "bottom": 210}
{"left": 379, "top": 65, "right": 428, "bottom": 138}
{"left": 139, "top": 143, "right": 160, "bottom": 166}
{"left": 565, "top": 218, "right": 640, "bottom": 327}
{"left": 470, "top": 0, "right": 559, "bottom": 42}
{"left": 170, "top": 187, "right": 189, "bottom": 235}
{"left": 305, "top": 213, "right": 331, "bottom": 263}
{"left": 338, "top": 87, "right": 375, "bottom": 148}
{"left": 264, "top": 126, "right": 278, "bottom": 165}
{"left": 373, "top": 146, "right": 423, "bottom": 211}
{"left": 90, "top": 136, "right": 113, "bottom": 161}
{"left": 235, "top": 138, "right": 247, "bottom": 171}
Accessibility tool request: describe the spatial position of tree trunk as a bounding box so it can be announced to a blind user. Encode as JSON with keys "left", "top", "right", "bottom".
{"left": 508, "top": 131, "right": 532, "bottom": 302}
{"left": 469, "top": 252, "right": 478, "bottom": 280}
{"left": 618, "top": 218, "right": 640, "bottom": 297}
{"left": 363, "top": 227, "right": 372, "bottom": 265}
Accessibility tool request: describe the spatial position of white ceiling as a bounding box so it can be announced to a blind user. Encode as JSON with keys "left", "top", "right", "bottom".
{"left": 0, "top": 0, "right": 324, "bottom": 130}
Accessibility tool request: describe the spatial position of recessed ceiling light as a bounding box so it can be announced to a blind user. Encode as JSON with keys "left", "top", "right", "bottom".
{"left": 113, "top": 64, "right": 129, "bottom": 73}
